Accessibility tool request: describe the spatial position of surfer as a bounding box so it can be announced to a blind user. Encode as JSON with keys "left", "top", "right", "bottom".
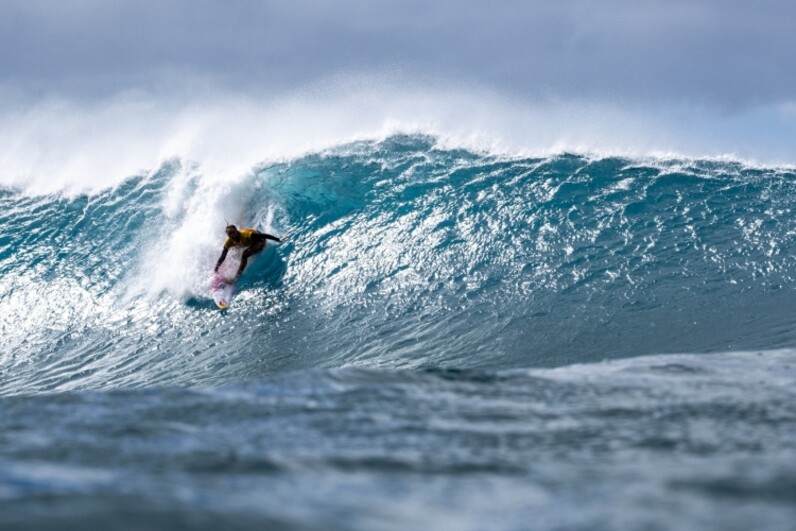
{"left": 214, "top": 224, "right": 284, "bottom": 280}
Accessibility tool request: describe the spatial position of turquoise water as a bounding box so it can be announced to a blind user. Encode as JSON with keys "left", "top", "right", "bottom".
{"left": 1, "top": 135, "right": 795, "bottom": 529}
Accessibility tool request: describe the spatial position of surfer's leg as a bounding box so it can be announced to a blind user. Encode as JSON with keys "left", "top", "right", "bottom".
{"left": 249, "top": 240, "right": 266, "bottom": 256}
{"left": 237, "top": 241, "right": 266, "bottom": 277}
{"left": 237, "top": 252, "right": 250, "bottom": 277}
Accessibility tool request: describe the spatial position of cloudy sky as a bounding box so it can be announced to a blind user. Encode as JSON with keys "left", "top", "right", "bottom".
{"left": 0, "top": 0, "right": 794, "bottom": 178}
{"left": 2, "top": 0, "right": 794, "bottom": 106}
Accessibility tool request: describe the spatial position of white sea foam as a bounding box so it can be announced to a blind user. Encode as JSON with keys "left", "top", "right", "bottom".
{"left": 0, "top": 75, "right": 794, "bottom": 197}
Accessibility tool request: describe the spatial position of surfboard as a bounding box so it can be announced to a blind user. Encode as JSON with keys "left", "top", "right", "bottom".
{"left": 211, "top": 273, "right": 236, "bottom": 309}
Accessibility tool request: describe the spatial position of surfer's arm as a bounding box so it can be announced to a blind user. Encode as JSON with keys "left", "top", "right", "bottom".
{"left": 214, "top": 248, "right": 229, "bottom": 272}
{"left": 252, "top": 232, "right": 282, "bottom": 244}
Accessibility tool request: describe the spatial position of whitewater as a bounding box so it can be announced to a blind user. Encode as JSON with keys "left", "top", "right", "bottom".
{"left": 1, "top": 94, "right": 795, "bottom": 529}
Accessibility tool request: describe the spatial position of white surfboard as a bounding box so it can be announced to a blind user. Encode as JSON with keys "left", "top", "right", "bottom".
{"left": 211, "top": 273, "right": 236, "bottom": 309}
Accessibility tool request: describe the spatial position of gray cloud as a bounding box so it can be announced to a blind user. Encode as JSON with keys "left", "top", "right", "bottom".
{"left": 1, "top": 0, "right": 794, "bottom": 109}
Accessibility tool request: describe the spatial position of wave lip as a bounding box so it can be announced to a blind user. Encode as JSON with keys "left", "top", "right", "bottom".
{"left": 3, "top": 79, "right": 796, "bottom": 196}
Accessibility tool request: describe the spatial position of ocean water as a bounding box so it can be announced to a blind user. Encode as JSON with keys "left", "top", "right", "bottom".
{"left": 1, "top": 134, "right": 795, "bottom": 529}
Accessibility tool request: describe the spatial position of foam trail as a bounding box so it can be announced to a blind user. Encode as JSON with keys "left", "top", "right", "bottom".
{"left": 129, "top": 166, "right": 260, "bottom": 301}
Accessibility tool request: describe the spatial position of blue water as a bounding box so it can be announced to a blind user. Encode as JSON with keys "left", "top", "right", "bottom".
{"left": 1, "top": 135, "right": 796, "bottom": 529}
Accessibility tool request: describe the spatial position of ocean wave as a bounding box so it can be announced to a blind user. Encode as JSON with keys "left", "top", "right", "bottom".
{"left": 1, "top": 135, "right": 795, "bottom": 394}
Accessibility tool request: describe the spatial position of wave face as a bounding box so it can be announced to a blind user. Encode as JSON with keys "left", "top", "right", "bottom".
{"left": 2, "top": 135, "right": 795, "bottom": 394}
{"left": 2, "top": 134, "right": 796, "bottom": 529}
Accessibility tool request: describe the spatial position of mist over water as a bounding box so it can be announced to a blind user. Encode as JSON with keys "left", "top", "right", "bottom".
{"left": 1, "top": 80, "right": 795, "bottom": 197}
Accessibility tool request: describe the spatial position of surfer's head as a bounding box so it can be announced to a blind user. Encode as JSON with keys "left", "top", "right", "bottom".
{"left": 225, "top": 224, "right": 240, "bottom": 240}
